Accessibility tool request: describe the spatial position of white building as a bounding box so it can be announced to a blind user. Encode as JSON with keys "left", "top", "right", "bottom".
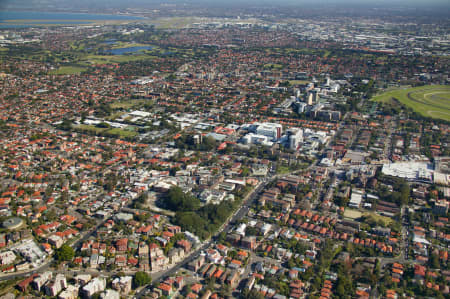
{"left": 111, "top": 276, "right": 132, "bottom": 294}
{"left": 100, "top": 289, "right": 120, "bottom": 299}
{"left": 14, "top": 239, "right": 47, "bottom": 265}
{"left": 382, "top": 162, "right": 434, "bottom": 182}
{"left": 349, "top": 189, "right": 364, "bottom": 209}
{"left": 58, "top": 285, "right": 79, "bottom": 299}
{"left": 256, "top": 123, "right": 282, "bottom": 140}
{"left": 286, "top": 128, "right": 303, "bottom": 150}
{"left": 297, "top": 102, "right": 308, "bottom": 113}
{"left": 236, "top": 223, "right": 247, "bottom": 236}
{"left": 303, "top": 129, "right": 328, "bottom": 144}
{"left": 199, "top": 189, "right": 227, "bottom": 204}
{"left": 45, "top": 274, "right": 67, "bottom": 297}
{"left": 81, "top": 277, "right": 106, "bottom": 298}
{"left": 75, "top": 274, "right": 92, "bottom": 285}
{"left": 242, "top": 133, "right": 273, "bottom": 146}
{"left": 0, "top": 251, "right": 16, "bottom": 265}
{"left": 33, "top": 272, "right": 53, "bottom": 292}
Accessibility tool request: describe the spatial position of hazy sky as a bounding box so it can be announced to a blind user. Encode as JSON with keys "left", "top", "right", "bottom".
{"left": 1, "top": 0, "right": 450, "bottom": 11}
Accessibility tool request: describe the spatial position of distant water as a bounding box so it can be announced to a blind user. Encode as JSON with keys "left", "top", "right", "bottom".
{"left": 108, "top": 46, "right": 153, "bottom": 55}
{"left": 103, "top": 40, "right": 117, "bottom": 45}
{"left": 0, "top": 11, "right": 143, "bottom": 27}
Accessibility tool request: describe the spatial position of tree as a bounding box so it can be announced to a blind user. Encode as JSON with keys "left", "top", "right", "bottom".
{"left": 429, "top": 253, "right": 440, "bottom": 269}
{"left": 56, "top": 244, "right": 75, "bottom": 261}
{"left": 202, "top": 136, "right": 217, "bottom": 151}
{"left": 134, "top": 271, "right": 151, "bottom": 287}
{"left": 241, "top": 166, "right": 250, "bottom": 177}
{"left": 166, "top": 186, "right": 200, "bottom": 212}
{"left": 335, "top": 267, "right": 353, "bottom": 298}
{"left": 58, "top": 118, "right": 72, "bottom": 131}
{"left": 241, "top": 289, "right": 265, "bottom": 299}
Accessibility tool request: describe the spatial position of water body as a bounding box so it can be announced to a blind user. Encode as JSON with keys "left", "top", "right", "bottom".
{"left": 103, "top": 40, "right": 117, "bottom": 45}
{"left": 108, "top": 46, "right": 153, "bottom": 55}
{"left": 0, "top": 11, "right": 143, "bottom": 27}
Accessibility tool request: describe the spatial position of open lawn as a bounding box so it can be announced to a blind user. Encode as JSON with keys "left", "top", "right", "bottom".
{"left": 110, "top": 42, "right": 150, "bottom": 49}
{"left": 106, "top": 127, "right": 138, "bottom": 138}
{"left": 362, "top": 211, "right": 394, "bottom": 226}
{"left": 343, "top": 209, "right": 362, "bottom": 219}
{"left": 371, "top": 85, "right": 450, "bottom": 121}
{"left": 50, "top": 66, "right": 86, "bottom": 75}
{"left": 75, "top": 124, "right": 138, "bottom": 138}
{"left": 289, "top": 80, "right": 311, "bottom": 85}
{"left": 344, "top": 209, "right": 393, "bottom": 226}
{"left": 276, "top": 165, "right": 291, "bottom": 174}
{"left": 82, "top": 54, "right": 156, "bottom": 64}
{"left": 109, "top": 99, "right": 150, "bottom": 109}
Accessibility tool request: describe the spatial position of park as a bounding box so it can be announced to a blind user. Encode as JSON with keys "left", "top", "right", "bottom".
{"left": 372, "top": 85, "right": 450, "bottom": 121}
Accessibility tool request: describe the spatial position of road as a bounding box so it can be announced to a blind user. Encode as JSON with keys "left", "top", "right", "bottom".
{"left": 134, "top": 159, "right": 321, "bottom": 298}
{"left": 134, "top": 178, "right": 269, "bottom": 298}
{"left": 0, "top": 203, "right": 133, "bottom": 283}
{"left": 1, "top": 155, "right": 318, "bottom": 294}
{"left": 0, "top": 257, "right": 53, "bottom": 282}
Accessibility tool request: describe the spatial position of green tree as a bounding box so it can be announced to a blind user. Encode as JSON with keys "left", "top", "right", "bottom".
{"left": 134, "top": 271, "right": 151, "bottom": 287}
{"left": 241, "top": 289, "right": 265, "bottom": 299}
{"left": 166, "top": 186, "right": 200, "bottom": 212}
{"left": 429, "top": 253, "right": 440, "bottom": 269}
{"left": 241, "top": 167, "right": 250, "bottom": 177}
{"left": 56, "top": 244, "right": 75, "bottom": 261}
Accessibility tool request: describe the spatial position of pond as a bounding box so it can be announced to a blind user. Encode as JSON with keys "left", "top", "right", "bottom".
{"left": 108, "top": 46, "right": 153, "bottom": 55}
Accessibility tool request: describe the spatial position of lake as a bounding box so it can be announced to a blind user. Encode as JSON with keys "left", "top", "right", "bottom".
{"left": 108, "top": 46, "right": 153, "bottom": 55}
{"left": 0, "top": 11, "right": 143, "bottom": 27}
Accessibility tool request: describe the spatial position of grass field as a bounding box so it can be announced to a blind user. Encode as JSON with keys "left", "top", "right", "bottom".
{"left": 75, "top": 124, "right": 107, "bottom": 134}
{"left": 82, "top": 54, "right": 156, "bottom": 64}
{"left": 110, "top": 42, "right": 150, "bottom": 49}
{"left": 344, "top": 209, "right": 393, "bottom": 226}
{"left": 363, "top": 211, "right": 394, "bottom": 226}
{"left": 289, "top": 80, "right": 311, "bottom": 85}
{"left": 276, "top": 165, "right": 291, "bottom": 174}
{"left": 343, "top": 209, "right": 362, "bottom": 219}
{"left": 75, "top": 124, "right": 138, "bottom": 138}
{"left": 50, "top": 66, "right": 86, "bottom": 75}
{"left": 371, "top": 85, "right": 450, "bottom": 121}
{"left": 109, "top": 99, "right": 150, "bottom": 109}
{"left": 107, "top": 127, "right": 138, "bottom": 138}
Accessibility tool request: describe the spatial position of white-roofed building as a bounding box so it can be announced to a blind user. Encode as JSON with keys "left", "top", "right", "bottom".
{"left": 349, "top": 189, "right": 364, "bottom": 209}
{"left": 81, "top": 277, "right": 106, "bottom": 298}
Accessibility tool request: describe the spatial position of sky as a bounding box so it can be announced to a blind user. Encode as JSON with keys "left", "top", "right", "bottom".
{"left": 1, "top": 0, "right": 449, "bottom": 11}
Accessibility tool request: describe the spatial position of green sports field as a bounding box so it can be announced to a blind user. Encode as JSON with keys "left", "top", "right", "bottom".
{"left": 371, "top": 85, "right": 450, "bottom": 121}
{"left": 49, "top": 66, "right": 86, "bottom": 75}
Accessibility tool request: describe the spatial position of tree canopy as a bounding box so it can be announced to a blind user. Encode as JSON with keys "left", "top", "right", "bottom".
{"left": 166, "top": 186, "right": 200, "bottom": 212}
{"left": 56, "top": 244, "right": 75, "bottom": 261}
{"left": 134, "top": 271, "right": 151, "bottom": 287}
